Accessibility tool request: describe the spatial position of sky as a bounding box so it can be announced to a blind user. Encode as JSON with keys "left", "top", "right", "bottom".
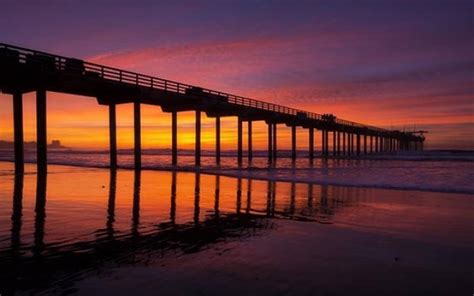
{"left": 0, "top": 0, "right": 472, "bottom": 150}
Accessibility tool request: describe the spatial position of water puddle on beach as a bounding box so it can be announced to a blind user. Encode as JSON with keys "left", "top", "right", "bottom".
{"left": 0, "top": 162, "right": 473, "bottom": 295}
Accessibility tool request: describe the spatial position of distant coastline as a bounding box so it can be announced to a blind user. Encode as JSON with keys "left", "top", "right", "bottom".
{"left": 0, "top": 140, "right": 66, "bottom": 149}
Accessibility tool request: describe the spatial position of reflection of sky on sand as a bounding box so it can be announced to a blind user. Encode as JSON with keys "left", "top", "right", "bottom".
{"left": 0, "top": 162, "right": 473, "bottom": 295}
{"left": 1, "top": 150, "right": 473, "bottom": 194}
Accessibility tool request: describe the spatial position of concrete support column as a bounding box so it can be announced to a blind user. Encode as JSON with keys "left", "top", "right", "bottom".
{"left": 337, "top": 131, "right": 341, "bottom": 156}
{"left": 342, "top": 132, "right": 346, "bottom": 156}
{"left": 215, "top": 116, "right": 221, "bottom": 164}
{"left": 347, "top": 133, "right": 352, "bottom": 156}
{"left": 36, "top": 90, "right": 47, "bottom": 174}
{"left": 332, "top": 131, "right": 336, "bottom": 156}
{"left": 326, "top": 130, "right": 330, "bottom": 156}
{"left": 237, "top": 117, "right": 243, "bottom": 166}
{"left": 267, "top": 123, "right": 273, "bottom": 162}
{"left": 248, "top": 121, "right": 253, "bottom": 162}
{"left": 109, "top": 104, "right": 117, "bottom": 169}
{"left": 356, "top": 133, "right": 361, "bottom": 155}
{"left": 195, "top": 110, "right": 201, "bottom": 166}
{"left": 321, "top": 129, "right": 326, "bottom": 156}
{"left": 171, "top": 111, "right": 178, "bottom": 165}
{"left": 272, "top": 124, "right": 277, "bottom": 160}
{"left": 309, "top": 127, "right": 314, "bottom": 161}
{"left": 13, "top": 92, "right": 24, "bottom": 174}
{"left": 133, "top": 100, "right": 141, "bottom": 170}
{"left": 370, "top": 136, "right": 373, "bottom": 153}
{"left": 291, "top": 125, "right": 296, "bottom": 161}
{"left": 364, "top": 134, "right": 367, "bottom": 154}
{"left": 352, "top": 134, "right": 355, "bottom": 155}
{"left": 352, "top": 133, "right": 356, "bottom": 155}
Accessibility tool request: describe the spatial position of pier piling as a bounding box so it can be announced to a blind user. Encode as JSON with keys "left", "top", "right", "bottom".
{"left": 133, "top": 100, "right": 141, "bottom": 169}
{"left": 13, "top": 92, "right": 24, "bottom": 174}
{"left": 36, "top": 90, "right": 47, "bottom": 174}
{"left": 109, "top": 104, "right": 117, "bottom": 169}
{"left": 172, "top": 111, "right": 177, "bottom": 165}
{"left": 195, "top": 110, "right": 201, "bottom": 166}
{"left": 216, "top": 116, "right": 221, "bottom": 164}
{"left": 248, "top": 121, "right": 253, "bottom": 162}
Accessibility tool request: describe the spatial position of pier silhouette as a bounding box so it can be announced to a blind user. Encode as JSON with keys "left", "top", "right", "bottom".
{"left": 0, "top": 43, "right": 425, "bottom": 174}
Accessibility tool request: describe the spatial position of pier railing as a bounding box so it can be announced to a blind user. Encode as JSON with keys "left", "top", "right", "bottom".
{"left": 0, "top": 43, "right": 389, "bottom": 132}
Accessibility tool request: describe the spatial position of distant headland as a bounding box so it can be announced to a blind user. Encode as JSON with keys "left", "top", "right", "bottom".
{"left": 0, "top": 140, "right": 66, "bottom": 149}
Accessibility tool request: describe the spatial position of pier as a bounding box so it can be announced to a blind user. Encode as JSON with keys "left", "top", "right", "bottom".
{"left": 0, "top": 43, "right": 425, "bottom": 173}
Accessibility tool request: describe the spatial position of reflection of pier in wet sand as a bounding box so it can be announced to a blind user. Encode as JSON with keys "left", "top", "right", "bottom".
{"left": 1, "top": 165, "right": 357, "bottom": 295}
{"left": 0, "top": 163, "right": 472, "bottom": 296}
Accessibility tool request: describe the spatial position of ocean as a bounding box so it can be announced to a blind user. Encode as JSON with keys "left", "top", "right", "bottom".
{"left": 1, "top": 149, "right": 473, "bottom": 193}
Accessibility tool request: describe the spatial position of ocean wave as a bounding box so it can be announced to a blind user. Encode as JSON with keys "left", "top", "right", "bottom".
{"left": 1, "top": 149, "right": 473, "bottom": 161}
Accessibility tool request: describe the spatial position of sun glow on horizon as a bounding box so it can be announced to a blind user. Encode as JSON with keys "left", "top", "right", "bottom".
{"left": 0, "top": 90, "right": 472, "bottom": 150}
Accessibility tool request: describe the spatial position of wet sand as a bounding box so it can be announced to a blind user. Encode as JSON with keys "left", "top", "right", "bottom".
{"left": 0, "top": 162, "right": 472, "bottom": 295}
{"left": 76, "top": 219, "right": 473, "bottom": 296}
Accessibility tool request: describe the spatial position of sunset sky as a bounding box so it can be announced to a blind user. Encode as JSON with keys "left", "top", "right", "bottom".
{"left": 0, "top": 0, "right": 472, "bottom": 150}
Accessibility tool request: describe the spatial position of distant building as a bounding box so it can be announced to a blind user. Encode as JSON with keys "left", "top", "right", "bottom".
{"left": 49, "top": 140, "right": 65, "bottom": 149}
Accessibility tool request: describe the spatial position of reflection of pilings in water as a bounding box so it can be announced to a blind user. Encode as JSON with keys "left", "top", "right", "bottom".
{"left": 289, "top": 182, "right": 296, "bottom": 216}
{"left": 170, "top": 171, "right": 177, "bottom": 224}
{"left": 236, "top": 177, "right": 242, "bottom": 214}
{"left": 11, "top": 173, "right": 24, "bottom": 251}
{"left": 246, "top": 179, "right": 252, "bottom": 214}
{"left": 132, "top": 170, "right": 141, "bottom": 235}
{"left": 33, "top": 172, "right": 47, "bottom": 258}
{"left": 271, "top": 182, "right": 276, "bottom": 215}
{"left": 332, "top": 187, "right": 344, "bottom": 208}
{"left": 265, "top": 181, "right": 276, "bottom": 217}
{"left": 266, "top": 181, "right": 272, "bottom": 216}
{"left": 106, "top": 169, "right": 117, "bottom": 237}
{"left": 194, "top": 173, "right": 200, "bottom": 225}
{"left": 320, "top": 184, "right": 329, "bottom": 215}
{"left": 307, "top": 184, "right": 314, "bottom": 209}
{"left": 214, "top": 175, "right": 220, "bottom": 218}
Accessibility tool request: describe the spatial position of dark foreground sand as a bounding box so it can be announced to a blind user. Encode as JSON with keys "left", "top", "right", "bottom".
{"left": 72, "top": 217, "right": 473, "bottom": 296}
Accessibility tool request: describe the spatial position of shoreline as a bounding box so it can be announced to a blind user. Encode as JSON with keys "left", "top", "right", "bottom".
{"left": 0, "top": 160, "right": 472, "bottom": 195}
